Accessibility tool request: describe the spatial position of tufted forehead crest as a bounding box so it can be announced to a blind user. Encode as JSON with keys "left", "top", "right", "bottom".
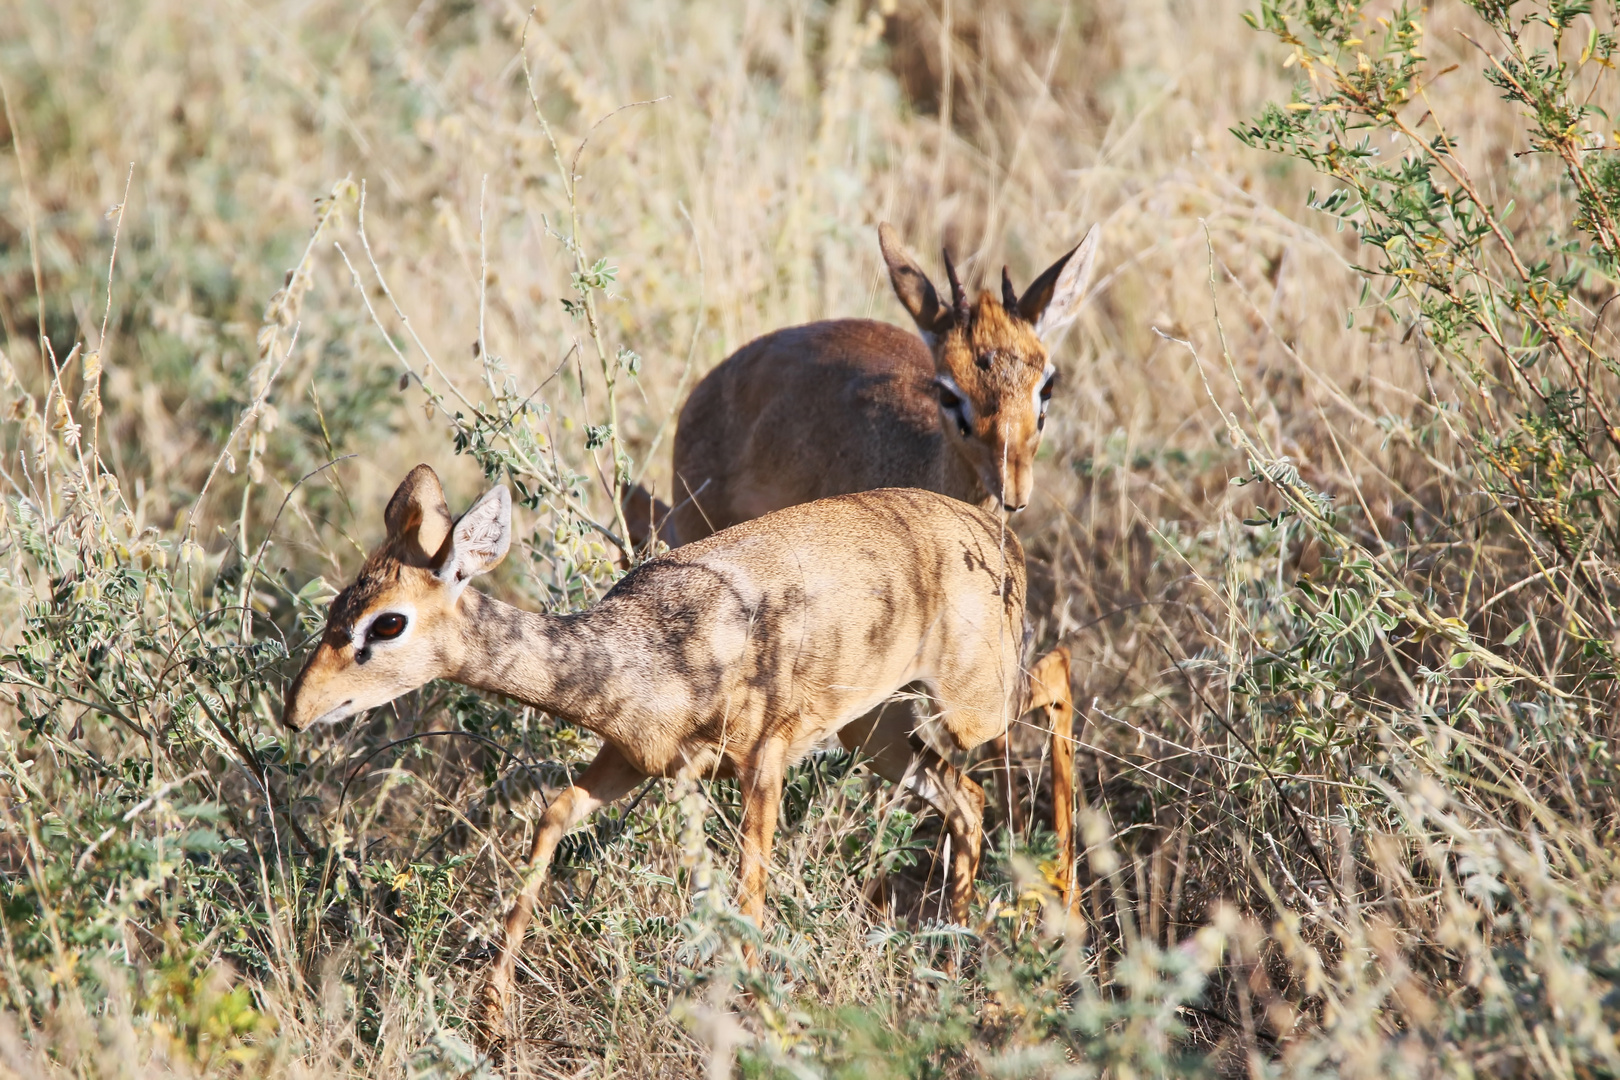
{"left": 934, "top": 291, "right": 1049, "bottom": 398}
{"left": 964, "top": 293, "right": 1045, "bottom": 363}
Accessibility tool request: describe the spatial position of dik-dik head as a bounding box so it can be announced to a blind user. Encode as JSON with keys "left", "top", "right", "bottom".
{"left": 282, "top": 464, "right": 511, "bottom": 731}
{"left": 878, "top": 223, "right": 1099, "bottom": 513}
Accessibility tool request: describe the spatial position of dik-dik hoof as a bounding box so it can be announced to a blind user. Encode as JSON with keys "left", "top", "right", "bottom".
{"left": 474, "top": 973, "right": 513, "bottom": 1052}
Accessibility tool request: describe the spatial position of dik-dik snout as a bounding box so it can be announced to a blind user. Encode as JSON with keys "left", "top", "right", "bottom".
{"left": 282, "top": 464, "right": 512, "bottom": 731}
{"left": 879, "top": 223, "right": 1096, "bottom": 516}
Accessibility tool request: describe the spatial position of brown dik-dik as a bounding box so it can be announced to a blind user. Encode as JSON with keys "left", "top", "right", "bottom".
{"left": 621, "top": 222, "right": 1097, "bottom": 874}
{"left": 625, "top": 222, "right": 1099, "bottom": 547}
{"left": 282, "top": 465, "right": 1072, "bottom": 1034}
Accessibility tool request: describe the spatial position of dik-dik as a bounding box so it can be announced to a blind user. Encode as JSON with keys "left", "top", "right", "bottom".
{"left": 628, "top": 222, "right": 1098, "bottom": 547}
{"left": 283, "top": 466, "right": 1071, "bottom": 1033}
{"left": 623, "top": 222, "right": 1099, "bottom": 868}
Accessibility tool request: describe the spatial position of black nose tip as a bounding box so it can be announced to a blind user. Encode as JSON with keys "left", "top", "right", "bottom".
{"left": 1003, "top": 502, "right": 1026, "bottom": 514}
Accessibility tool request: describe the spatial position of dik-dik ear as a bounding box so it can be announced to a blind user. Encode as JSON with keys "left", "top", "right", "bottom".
{"left": 1018, "top": 224, "right": 1100, "bottom": 343}
{"left": 435, "top": 484, "right": 512, "bottom": 598}
{"left": 384, "top": 463, "right": 455, "bottom": 567}
{"left": 879, "top": 223, "right": 953, "bottom": 341}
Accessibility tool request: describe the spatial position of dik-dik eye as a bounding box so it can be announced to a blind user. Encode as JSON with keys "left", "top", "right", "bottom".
{"left": 369, "top": 612, "right": 408, "bottom": 641}
{"left": 936, "top": 381, "right": 973, "bottom": 439}
{"left": 1037, "top": 371, "right": 1057, "bottom": 431}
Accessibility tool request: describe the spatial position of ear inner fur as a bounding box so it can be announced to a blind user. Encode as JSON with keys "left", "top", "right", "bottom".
{"left": 878, "top": 222, "right": 951, "bottom": 338}
{"left": 438, "top": 485, "right": 512, "bottom": 590}
{"left": 1016, "top": 243, "right": 1080, "bottom": 326}
{"left": 1020, "top": 224, "right": 1100, "bottom": 341}
{"left": 384, "top": 463, "right": 454, "bottom": 566}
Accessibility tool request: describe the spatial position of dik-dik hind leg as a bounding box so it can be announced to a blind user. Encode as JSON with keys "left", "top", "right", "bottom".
{"left": 1026, "top": 647, "right": 1076, "bottom": 907}
{"left": 480, "top": 745, "right": 645, "bottom": 1038}
{"left": 839, "top": 703, "right": 986, "bottom": 923}
{"left": 981, "top": 732, "right": 1026, "bottom": 839}
{"left": 736, "top": 739, "right": 790, "bottom": 965}
{"left": 908, "top": 749, "right": 986, "bottom": 923}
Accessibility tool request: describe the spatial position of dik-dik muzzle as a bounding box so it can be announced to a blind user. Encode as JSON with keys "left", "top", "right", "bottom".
{"left": 879, "top": 223, "right": 1098, "bottom": 514}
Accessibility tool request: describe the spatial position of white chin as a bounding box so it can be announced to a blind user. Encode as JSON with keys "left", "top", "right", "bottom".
{"left": 311, "top": 701, "right": 356, "bottom": 727}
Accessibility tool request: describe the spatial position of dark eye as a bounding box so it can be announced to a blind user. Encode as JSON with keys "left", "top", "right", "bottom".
{"left": 1037, "top": 373, "right": 1057, "bottom": 430}
{"left": 370, "top": 613, "right": 408, "bottom": 640}
{"left": 937, "top": 385, "right": 972, "bottom": 438}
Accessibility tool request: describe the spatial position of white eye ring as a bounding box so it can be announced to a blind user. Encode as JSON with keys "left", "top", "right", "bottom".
{"left": 935, "top": 374, "right": 975, "bottom": 438}
{"left": 1033, "top": 365, "right": 1057, "bottom": 424}
{"left": 359, "top": 605, "right": 416, "bottom": 646}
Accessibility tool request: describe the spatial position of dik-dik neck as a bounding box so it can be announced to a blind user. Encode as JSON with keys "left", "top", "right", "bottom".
{"left": 448, "top": 589, "right": 632, "bottom": 728}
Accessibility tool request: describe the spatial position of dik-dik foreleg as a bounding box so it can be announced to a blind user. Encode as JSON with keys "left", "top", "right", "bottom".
{"left": 839, "top": 699, "right": 986, "bottom": 922}
{"left": 947, "top": 648, "right": 1075, "bottom": 906}
{"left": 481, "top": 744, "right": 646, "bottom": 1036}
{"left": 1025, "top": 647, "right": 1075, "bottom": 906}
{"left": 981, "top": 731, "right": 1025, "bottom": 837}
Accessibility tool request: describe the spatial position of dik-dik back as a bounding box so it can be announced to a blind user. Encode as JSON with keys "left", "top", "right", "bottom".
{"left": 656, "top": 223, "right": 1098, "bottom": 547}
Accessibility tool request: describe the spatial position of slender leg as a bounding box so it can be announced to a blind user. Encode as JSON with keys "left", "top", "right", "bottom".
{"left": 907, "top": 749, "right": 986, "bottom": 923}
{"left": 480, "top": 744, "right": 646, "bottom": 1038}
{"left": 735, "top": 739, "right": 789, "bottom": 965}
{"left": 840, "top": 699, "right": 913, "bottom": 910}
{"left": 982, "top": 732, "right": 1025, "bottom": 838}
{"left": 1026, "top": 647, "right": 1075, "bottom": 908}
{"left": 839, "top": 705, "right": 985, "bottom": 923}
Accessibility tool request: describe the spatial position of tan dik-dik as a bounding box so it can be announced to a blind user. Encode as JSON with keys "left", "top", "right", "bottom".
{"left": 282, "top": 465, "right": 1073, "bottom": 1035}
{"left": 624, "top": 222, "right": 1099, "bottom": 549}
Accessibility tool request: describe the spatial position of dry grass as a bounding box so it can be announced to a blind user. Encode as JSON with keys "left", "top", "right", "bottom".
{"left": 1, "top": 0, "right": 1618, "bottom": 1076}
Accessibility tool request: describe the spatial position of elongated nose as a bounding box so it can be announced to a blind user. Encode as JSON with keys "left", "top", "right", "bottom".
{"left": 1000, "top": 457, "right": 1033, "bottom": 514}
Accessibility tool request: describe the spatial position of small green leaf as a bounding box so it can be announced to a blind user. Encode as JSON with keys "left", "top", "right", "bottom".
{"left": 296, "top": 575, "right": 331, "bottom": 601}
